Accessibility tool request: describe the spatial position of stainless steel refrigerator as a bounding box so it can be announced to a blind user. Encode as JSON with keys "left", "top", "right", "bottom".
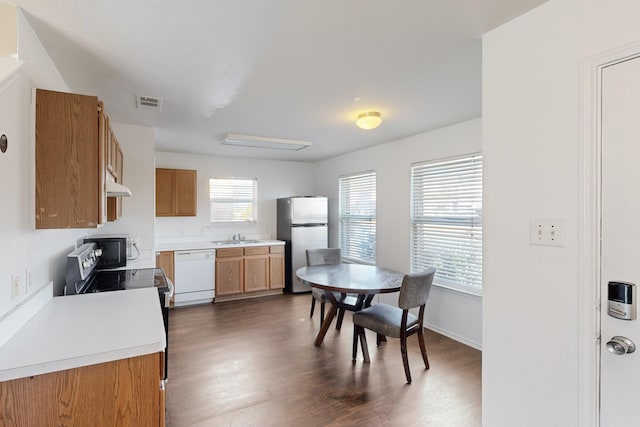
{"left": 277, "top": 196, "right": 328, "bottom": 293}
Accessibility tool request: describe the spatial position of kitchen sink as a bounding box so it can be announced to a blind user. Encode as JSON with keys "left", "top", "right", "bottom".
{"left": 210, "top": 240, "right": 261, "bottom": 245}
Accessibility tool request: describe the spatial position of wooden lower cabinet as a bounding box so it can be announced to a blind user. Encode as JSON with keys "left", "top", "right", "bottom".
{"left": 215, "top": 245, "right": 285, "bottom": 300}
{"left": 156, "top": 251, "right": 175, "bottom": 305}
{"left": 269, "top": 245, "right": 285, "bottom": 289}
{"left": 0, "top": 353, "right": 164, "bottom": 426}
{"left": 216, "top": 247, "right": 243, "bottom": 296}
{"left": 244, "top": 246, "right": 269, "bottom": 292}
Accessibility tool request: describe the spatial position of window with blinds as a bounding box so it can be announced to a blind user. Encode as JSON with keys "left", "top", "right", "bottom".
{"left": 209, "top": 178, "right": 257, "bottom": 222}
{"left": 410, "top": 154, "right": 482, "bottom": 291}
{"left": 339, "top": 171, "right": 376, "bottom": 263}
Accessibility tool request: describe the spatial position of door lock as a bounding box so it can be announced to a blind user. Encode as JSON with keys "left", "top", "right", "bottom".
{"left": 606, "top": 336, "right": 636, "bottom": 355}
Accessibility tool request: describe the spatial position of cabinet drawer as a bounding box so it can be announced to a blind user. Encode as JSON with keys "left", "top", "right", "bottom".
{"left": 244, "top": 246, "right": 269, "bottom": 256}
{"left": 216, "top": 247, "right": 244, "bottom": 258}
{"left": 269, "top": 245, "right": 285, "bottom": 254}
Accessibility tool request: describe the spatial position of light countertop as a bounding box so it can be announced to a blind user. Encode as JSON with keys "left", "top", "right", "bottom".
{"left": 155, "top": 238, "right": 285, "bottom": 252}
{"left": 0, "top": 288, "right": 166, "bottom": 382}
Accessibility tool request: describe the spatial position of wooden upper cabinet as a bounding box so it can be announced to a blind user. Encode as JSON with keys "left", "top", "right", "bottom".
{"left": 155, "top": 169, "right": 176, "bottom": 216}
{"left": 175, "top": 169, "right": 197, "bottom": 215}
{"left": 107, "top": 132, "right": 124, "bottom": 221}
{"left": 35, "top": 89, "right": 105, "bottom": 229}
{"left": 105, "top": 117, "right": 114, "bottom": 175}
{"left": 155, "top": 168, "right": 197, "bottom": 217}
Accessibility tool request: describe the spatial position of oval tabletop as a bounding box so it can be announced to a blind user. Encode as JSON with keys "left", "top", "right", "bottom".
{"left": 296, "top": 264, "right": 404, "bottom": 294}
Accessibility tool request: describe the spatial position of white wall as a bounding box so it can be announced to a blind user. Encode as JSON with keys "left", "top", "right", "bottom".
{"left": 88, "top": 122, "right": 156, "bottom": 268}
{"left": 0, "top": 10, "right": 157, "bottom": 321}
{"left": 313, "top": 118, "right": 483, "bottom": 349}
{"left": 0, "top": 10, "right": 90, "bottom": 317}
{"left": 154, "top": 152, "right": 315, "bottom": 241}
{"left": 482, "top": 0, "right": 640, "bottom": 425}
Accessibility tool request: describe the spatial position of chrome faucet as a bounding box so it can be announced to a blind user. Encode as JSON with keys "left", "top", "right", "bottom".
{"left": 232, "top": 233, "right": 241, "bottom": 243}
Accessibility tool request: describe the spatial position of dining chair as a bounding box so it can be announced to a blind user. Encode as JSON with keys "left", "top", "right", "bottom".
{"left": 352, "top": 267, "right": 436, "bottom": 384}
{"left": 306, "top": 248, "right": 342, "bottom": 326}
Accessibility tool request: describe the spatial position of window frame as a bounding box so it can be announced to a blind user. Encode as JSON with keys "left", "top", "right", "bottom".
{"left": 209, "top": 177, "right": 258, "bottom": 223}
{"left": 410, "top": 153, "right": 483, "bottom": 295}
{"left": 338, "top": 170, "right": 377, "bottom": 264}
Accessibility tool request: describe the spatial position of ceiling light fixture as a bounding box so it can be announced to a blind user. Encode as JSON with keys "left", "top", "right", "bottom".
{"left": 356, "top": 111, "right": 382, "bottom": 130}
{"left": 222, "top": 134, "right": 312, "bottom": 151}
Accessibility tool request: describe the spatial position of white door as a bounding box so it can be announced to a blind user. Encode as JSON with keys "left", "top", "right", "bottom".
{"left": 600, "top": 54, "right": 640, "bottom": 425}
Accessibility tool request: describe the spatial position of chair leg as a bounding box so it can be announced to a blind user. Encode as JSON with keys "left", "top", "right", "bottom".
{"left": 310, "top": 297, "right": 316, "bottom": 318}
{"left": 336, "top": 308, "right": 346, "bottom": 330}
{"left": 400, "top": 334, "right": 412, "bottom": 384}
{"left": 352, "top": 324, "right": 359, "bottom": 360}
{"left": 358, "top": 327, "right": 370, "bottom": 363}
{"left": 320, "top": 302, "right": 325, "bottom": 325}
{"left": 418, "top": 327, "right": 430, "bottom": 369}
{"left": 376, "top": 333, "right": 387, "bottom": 347}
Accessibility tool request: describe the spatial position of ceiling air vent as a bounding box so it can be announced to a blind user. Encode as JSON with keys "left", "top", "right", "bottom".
{"left": 136, "top": 95, "right": 163, "bottom": 111}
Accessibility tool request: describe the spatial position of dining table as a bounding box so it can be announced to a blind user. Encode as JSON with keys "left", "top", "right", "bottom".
{"left": 296, "top": 263, "right": 404, "bottom": 346}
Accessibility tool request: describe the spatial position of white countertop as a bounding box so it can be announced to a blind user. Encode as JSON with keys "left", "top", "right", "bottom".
{"left": 155, "top": 238, "right": 285, "bottom": 252}
{"left": 0, "top": 288, "right": 166, "bottom": 382}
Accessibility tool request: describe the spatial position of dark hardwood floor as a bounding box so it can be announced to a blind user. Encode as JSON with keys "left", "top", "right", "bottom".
{"left": 166, "top": 294, "right": 481, "bottom": 427}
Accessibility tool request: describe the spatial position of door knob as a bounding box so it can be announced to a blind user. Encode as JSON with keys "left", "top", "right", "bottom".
{"left": 606, "top": 336, "right": 636, "bottom": 355}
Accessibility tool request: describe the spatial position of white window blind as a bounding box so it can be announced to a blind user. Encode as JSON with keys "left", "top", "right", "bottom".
{"left": 209, "top": 178, "right": 257, "bottom": 222}
{"left": 339, "top": 171, "right": 376, "bottom": 263}
{"left": 410, "top": 154, "right": 482, "bottom": 290}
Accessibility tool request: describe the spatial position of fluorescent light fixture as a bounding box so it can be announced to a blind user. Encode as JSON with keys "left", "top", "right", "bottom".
{"left": 222, "top": 134, "right": 312, "bottom": 151}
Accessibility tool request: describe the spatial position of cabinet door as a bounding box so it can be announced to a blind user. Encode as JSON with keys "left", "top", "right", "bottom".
{"left": 158, "top": 352, "right": 166, "bottom": 427}
{"left": 97, "top": 102, "right": 107, "bottom": 225}
{"left": 105, "top": 116, "right": 114, "bottom": 174}
{"left": 244, "top": 255, "right": 269, "bottom": 292}
{"left": 0, "top": 354, "right": 161, "bottom": 426}
{"left": 35, "top": 89, "right": 102, "bottom": 229}
{"left": 106, "top": 146, "right": 123, "bottom": 221}
{"left": 269, "top": 247, "right": 285, "bottom": 290}
{"left": 175, "top": 169, "right": 197, "bottom": 216}
{"left": 155, "top": 169, "right": 176, "bottom": 216}
{"left": 115, "top": 143, "right": 124, "bottom": 219}
{"left": 156, "top": 251, "right": 175, "bottom": 305}
{"left": 156, "top": 251, "right": 175, "bottom": 283}
{"left": 216, "top": 257, "right": 243, "bottom": 295}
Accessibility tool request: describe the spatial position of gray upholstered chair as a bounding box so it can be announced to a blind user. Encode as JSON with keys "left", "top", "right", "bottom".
{"left": 306, "top": 248, "right": 342, "bottom": 326}
{"left": 352, "top": 268, "right": 436, "bottom": 384}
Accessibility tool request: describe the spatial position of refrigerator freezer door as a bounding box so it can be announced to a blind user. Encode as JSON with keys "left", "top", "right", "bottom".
{"left": 291, "top": 225, "right": 328, "bottom": 292}
{"left": 291, "top": 197, "right": 328, "bottom": 224}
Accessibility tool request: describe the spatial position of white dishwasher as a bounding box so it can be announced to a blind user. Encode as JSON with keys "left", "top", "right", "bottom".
{"left": 173, "top": 249, "right": 215, "bottom": 306}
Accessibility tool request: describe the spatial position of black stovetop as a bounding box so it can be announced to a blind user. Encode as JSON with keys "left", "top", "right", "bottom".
{"left": 85, "top": 268, "right": 169, "bottom": 294}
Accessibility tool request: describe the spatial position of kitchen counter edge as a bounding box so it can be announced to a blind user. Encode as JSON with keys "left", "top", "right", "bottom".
{"left": 155, "top": 239, "right": 285, "bottom": 252}
{"left": 0, "top": 287, "right": 166, "bottom": 382}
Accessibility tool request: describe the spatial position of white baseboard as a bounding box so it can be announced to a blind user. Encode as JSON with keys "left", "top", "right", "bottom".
{"left": 424, "top": 321, "right": 482, "bottom": 351}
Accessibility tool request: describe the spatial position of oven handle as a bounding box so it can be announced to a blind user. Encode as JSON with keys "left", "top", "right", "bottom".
{"left": 164, "top": 278, "right": 174, "bottom": 308}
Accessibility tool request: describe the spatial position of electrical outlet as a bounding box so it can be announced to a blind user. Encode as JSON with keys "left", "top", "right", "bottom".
{"left": 12, "top": 275, "right": 21, "bottom": 299}
{"left": 530, "top": 219, "right": 565, "bottom": 247}
{"left": 25, "top": 269, "right": 33, "bottom": 293}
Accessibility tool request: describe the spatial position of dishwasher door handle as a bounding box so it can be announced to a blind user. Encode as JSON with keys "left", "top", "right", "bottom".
{"left": 174, "top": 251, "right": 214, "bottom": 260}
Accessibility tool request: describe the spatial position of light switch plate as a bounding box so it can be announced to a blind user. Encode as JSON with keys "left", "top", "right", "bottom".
{"left": 530, "top": 219, "right": 565, "bottom": 247}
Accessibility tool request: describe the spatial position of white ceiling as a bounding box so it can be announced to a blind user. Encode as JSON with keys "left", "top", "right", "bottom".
{"left": 13, "top": 0, "right": 546, "bottom": 162}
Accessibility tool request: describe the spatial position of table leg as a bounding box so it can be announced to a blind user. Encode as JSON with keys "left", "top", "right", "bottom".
{"left": 314, "top": 290, "right": 339, "bottom": 346}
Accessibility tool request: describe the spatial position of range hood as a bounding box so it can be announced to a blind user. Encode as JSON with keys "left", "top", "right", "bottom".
{"left": 106, "top": 180, "right": 132, "bottom": 197}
